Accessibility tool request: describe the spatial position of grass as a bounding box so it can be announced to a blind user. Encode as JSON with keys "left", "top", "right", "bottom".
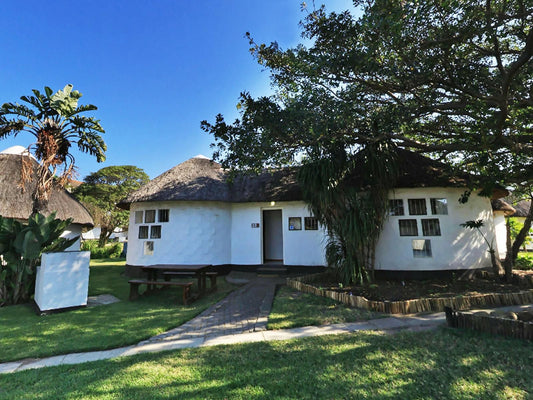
{"left": 0, "top": 258, "right": 236, "bottom": 362}
{"left": 268, "top": 286, "right": 381, "bottom": 330}
{"left": 0, "top": 329, "right": 531, "bottom": 399}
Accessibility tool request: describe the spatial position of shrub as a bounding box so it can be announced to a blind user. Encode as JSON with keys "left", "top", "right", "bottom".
{"left": 81, "top": 240, "right": 123, "bottom": 259}
{"left": 515, "top": 254, "right": 533, "bottom": 271}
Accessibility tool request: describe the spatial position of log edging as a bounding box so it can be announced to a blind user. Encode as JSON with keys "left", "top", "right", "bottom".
{"left": 286, "top": 273, "right": 533, "bottom": 314}
{"left": 445, "top": 307, "right": 533, "bottom": 341}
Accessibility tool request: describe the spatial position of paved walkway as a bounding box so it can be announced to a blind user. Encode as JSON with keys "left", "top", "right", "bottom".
{"left": 1, "top": 274, "right": 530, "bottom": 375}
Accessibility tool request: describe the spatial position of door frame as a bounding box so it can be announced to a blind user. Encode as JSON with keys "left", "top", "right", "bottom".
{"left": 261, "top": 208, "right": 284, "bottom": 264}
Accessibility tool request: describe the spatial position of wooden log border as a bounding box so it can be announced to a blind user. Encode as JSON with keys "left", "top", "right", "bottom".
{"left": 286, "top": 273, "right": 533, "bottom": 315}
{"left": 445, "top": 308, "right": 533, "bottom": 341}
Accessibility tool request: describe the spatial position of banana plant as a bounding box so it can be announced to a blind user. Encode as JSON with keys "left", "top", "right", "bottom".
{"left": 0, "top": 212, "right": 78, "bottom": 306}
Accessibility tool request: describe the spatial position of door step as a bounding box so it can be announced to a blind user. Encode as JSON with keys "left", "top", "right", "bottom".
{"left": 257, "top": 266, "right": 288, "bottom": 276}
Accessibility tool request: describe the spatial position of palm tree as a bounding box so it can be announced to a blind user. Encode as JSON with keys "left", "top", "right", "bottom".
{"left": 0, "top": 84, "right": 106, "bottom": 213}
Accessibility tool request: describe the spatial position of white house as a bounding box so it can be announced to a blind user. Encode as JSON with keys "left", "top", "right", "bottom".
{"left": 0, "top": 146, "right": 94, "bottom": 249}
{"left": 120, "top": 152, "right": 507, "bottom": 275}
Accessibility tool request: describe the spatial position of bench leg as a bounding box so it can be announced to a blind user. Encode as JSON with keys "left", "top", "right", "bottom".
{"left": 129, "top": 283, "right": 140, "bottom": 301}
{"left": 182, "top": 285, "right": 191, "bottom": 305}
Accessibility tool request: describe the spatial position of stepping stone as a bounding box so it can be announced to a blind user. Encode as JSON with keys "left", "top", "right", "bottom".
{"left": 87, "top": 294, "right": 120, "bottom": 307}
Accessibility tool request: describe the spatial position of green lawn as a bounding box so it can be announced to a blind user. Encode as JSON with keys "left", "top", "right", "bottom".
{"left": 0, "top": 329, "right": 531, "bottom": 399}
{"left": 0, "top": 259, "right": 236, "bottom": 362}
{"left": 268, "top": 286, "right": 380, "bottom": 329}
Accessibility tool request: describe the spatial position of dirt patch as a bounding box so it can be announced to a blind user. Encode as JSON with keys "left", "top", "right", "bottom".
{"left": 319, "top": 278, "right": 527, "bottom": 302}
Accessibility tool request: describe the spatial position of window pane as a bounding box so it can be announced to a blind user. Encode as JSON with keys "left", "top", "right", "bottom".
{"left": 145, "top": 210, "right": 156, "bottom": 223}
{"left": 288, "top": 217, "right": 302, "bottom": 231}
{"left": 134, "top": 211, "right": 143, "bottom": 224}
{"left": 138, "top": 226, "right": 148, "bottom": 239}
{"left": 399, "top": 219, "right": 418, "bottom": 236}
{"left": 158, "top": 209, "right": 169, "bottom": 223}
{"left": 408, "top": 199, "right": 427, "bottom": 215}
{"left": 304, "top": 217, "right": 318, "bottom": 230}
{"left": 422, "top": 219, "right": 441, "bottom": 236}
{"left": 389, "top": 199, "right": 404, "bottom": 216}
{"left": 412, "top": 239, "right": 432, "bottom": 257}
{"left": 144, "top": 241, "right": 154, "bottom": 255}
{"left": 150, "top": 225, "right": 161, "bottom": 239}
{"left": 430, "top": 198, "right": 448, "bottom": 215}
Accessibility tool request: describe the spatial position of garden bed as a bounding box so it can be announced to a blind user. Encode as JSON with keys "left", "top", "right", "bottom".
{"left": 287, "top": 272, "right": 533, "bottom": 314}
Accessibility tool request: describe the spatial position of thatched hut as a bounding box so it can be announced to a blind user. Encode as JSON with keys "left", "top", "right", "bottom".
{"left": 120, "top": 153, "right": 506, "bottom": 275}
{"left": 0, "top": 146, "right": 93, "bottom": 249}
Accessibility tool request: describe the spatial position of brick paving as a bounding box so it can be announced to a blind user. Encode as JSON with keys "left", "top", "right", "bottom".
{"left": 139, "top": 275, "right": 286, "bottom": 345}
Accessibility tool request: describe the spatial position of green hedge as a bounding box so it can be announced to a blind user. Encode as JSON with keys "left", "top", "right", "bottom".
{"left": 81, "top": 240, "right": 123, "bottom": 259}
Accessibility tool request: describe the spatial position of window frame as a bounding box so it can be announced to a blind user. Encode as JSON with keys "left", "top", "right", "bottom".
{"left": 398, "top": 219, "right": 419, "bottom": 236}
{"left": 408, "top": 199, "right": 427, "bottom": 215}
{"left": 304, "top": 217, "right": 319, "bottom": 230}
{"left": 389, "top": 199, "right": 404, "bottom": 216}
{"left": 138, "top": 226, "right": 149, "bottom": 239}
{"left": 288, "top": 217, "right": 302, "bottom": 231}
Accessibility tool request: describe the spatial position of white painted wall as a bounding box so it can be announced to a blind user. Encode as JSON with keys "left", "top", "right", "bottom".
{"left": 34, "top": 251, "right": 90, "bottom": 311}
{"left": 61, "top": 224, "right": 83, "bottom": 251}
{"left": 127, "top": 201, "right": 231, "bottom": 266}
{"left": 126, "top": 189, "right": 495, "bottom": 271}
{"left": 375, "top": 187, "right": 495, "bottom": 271}
{"left": 493, "top": 211, "right": 507, "bottom": 259}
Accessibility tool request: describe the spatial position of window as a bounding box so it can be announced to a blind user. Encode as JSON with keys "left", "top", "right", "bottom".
{"left": 430, "top": 198, "right": 448, "bottom": 215}
{"left": 144, "top": 241, "right": 154, "bottom": 255}
{"left": 408, "top": 199, "right": 427, "bottom": 215}
{"left": 304, "top": 217, "right": 319, "bottom": 230}
{"left": 134, "top": 211, "right": 143, "bottom": 224}
{"left": 399, "top": 219, "right": 418, "bottom": 236}
{"left": 389, "top": 199, "right": 404, "bottom": 216}
{"left": 412, "top": 239, "right": 432, "bottom": 257}
{"left": 138, "top": 226, "right": 148, "bottom": 239}
{"left": 422, "top": 219, "right": 441, "bottom": 236}
{"left": 145, "top": 210, "right": 156, "bottom": 223}
{"left": 150, "top": 225, "right": 161, "bottom": 239}
{"left": 158, "top": 209, "right": 169, "bottom": 222}
{"left": 288, "top": 217, "right": 302, "bottom": 231}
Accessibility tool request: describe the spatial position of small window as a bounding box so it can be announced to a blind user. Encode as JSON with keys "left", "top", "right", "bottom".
{"left": 138, "top": 226, "right": 148, "bottom": 239}
{"left": 408, "top": 199, "right": 427, "bottom": 215}
{"left": 158, "top": 209, "right": 169, "bottom": 223}
{"left": 430, "top": 198, "right": 448, "bottom": 215}
{"left": 144, "top": 241, "right": 154, "bottom": 255}
{"left": 422, "top": 219, "right": 441, "bottom": 236}
{"left": 399, "top": 219, "right": 418, "bottom": 236}
{"left": 304, "top": 217, "right": 319, "bottom": 230}
{"left": 145, "top": 210, "right": 156, "bottom": 223}
{"left": 288, "top": 217, "right": 302, "bottom": 231}
{"left": 134, "top": 211, "right": 143, "bottom": 224}
{"left": 412, "top": 239, "right": 432, "bottom": 258}
{"left": 150, "top": 225, "right": 161, "bottom": 239}
{"left": 389, "top": 199, "right": 404, "bottom": 216}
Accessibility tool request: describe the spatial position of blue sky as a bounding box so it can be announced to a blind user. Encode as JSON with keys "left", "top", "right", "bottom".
{"left": 1, "top": 1, "right": 355, "bottom": 180}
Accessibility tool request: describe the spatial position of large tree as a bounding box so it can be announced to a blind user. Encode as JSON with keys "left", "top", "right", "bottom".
{"left": 74, "top": 166, "right": 149, "bottom": 247}
{"left": 202, "top": 1, "right": 533, "bottom": 282}
{"left": 0, "top": 84, "right": 106, "bottom": 213}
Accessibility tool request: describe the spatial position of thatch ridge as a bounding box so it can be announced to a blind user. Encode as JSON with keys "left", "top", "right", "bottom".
{"left": 0, "top": 153, "right": 93, "bottom": 226}
{"left": 512, "top": 200, "right": 531, "bottom": 218}
{"left": 491, "top": 199, "right": 516, "bottom": 215}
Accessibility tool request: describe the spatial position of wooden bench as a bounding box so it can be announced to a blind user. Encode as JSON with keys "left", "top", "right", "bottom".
{"left": 128, "top": 279, "right": 194, "bottom": 305}
{"left": 163, "top": 271, "right": 218, "bottom": 291}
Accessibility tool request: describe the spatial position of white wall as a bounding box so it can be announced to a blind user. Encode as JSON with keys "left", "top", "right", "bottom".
{"left": 493, "top": 211, "right": 507, "bottom": 259}
{"left": 230, "top": 202, "right": 326, "bottom": 266}
{"left": 375, "top": 187, "right": 495, "bottom": 271}
{"left": 61, "top": 224, "right": 83, "bottom": 251}
{"left": 127, "top": 201, "right": 231, "bottom": 266}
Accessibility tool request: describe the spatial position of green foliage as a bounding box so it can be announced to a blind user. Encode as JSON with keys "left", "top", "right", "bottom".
{"left": 0, "top": 84, "right": 106, "bottom": 212}
{"left": 81, "top": 240, "right": 123, "bottom": 259}
{"left": 0, "top": 213, "right": 77, "bottom": 306}
{"left": 508, "top": 217, "right": 532, "bottom": 247}
{"left": 74, "top": 165, "right": 148, "bottom": 247}
{"left": 515, "top": 253, "right": 533, "bottom": 271}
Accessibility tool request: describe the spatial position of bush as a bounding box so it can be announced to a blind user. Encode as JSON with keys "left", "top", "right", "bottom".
{"left": 81, "top": 240, "right": 123, "bottom": 259}
{"left": 515, "top": 254, "right": 533, "bottom": 271}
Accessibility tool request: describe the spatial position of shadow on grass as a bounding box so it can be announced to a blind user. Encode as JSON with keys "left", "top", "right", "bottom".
{"left": 0, "top": 329, "right": 531, "bottom": 399}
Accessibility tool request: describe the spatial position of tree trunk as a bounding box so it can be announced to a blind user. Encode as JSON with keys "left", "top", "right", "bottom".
{"left": 98, "top": 228, "right": 110, "bottom": 248}
{"left": 503, "top": 200, "right": 533, "bottom": 282}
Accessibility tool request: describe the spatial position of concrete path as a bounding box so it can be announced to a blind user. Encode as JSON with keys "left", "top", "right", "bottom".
{"left": 0, "top": 273, "right": 530, "bottom": 375}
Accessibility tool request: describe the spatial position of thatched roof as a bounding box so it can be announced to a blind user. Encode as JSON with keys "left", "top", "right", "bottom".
{"left": 491, "top": 199, "right": 516, "bottom": 216}
{"left": 0, "top": 153, "right": 93, "bottom": 226}
{"left": 119, "top": 152, "right": 507, "bottom": 209}
{"left": 511, "top": 200, "right": 531, "bottom": 218}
